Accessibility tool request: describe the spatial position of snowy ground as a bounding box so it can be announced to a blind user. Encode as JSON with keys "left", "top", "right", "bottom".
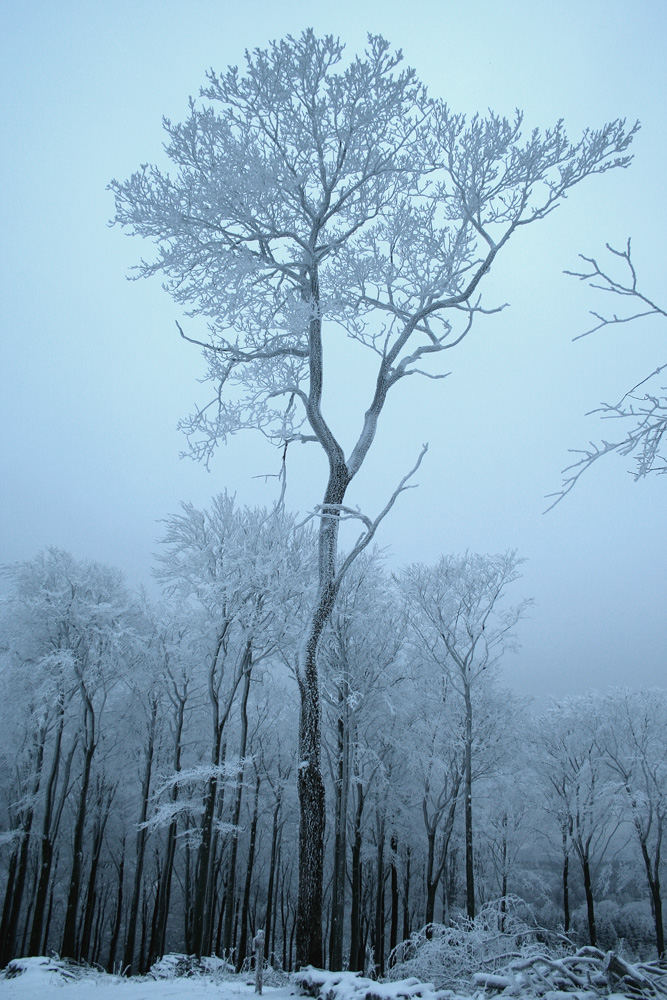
{"left": 0, "top": 960, "right": 295, "bottom": 1000}
{"left": 0, "top": 957, "right": 650, "bottom": 1000}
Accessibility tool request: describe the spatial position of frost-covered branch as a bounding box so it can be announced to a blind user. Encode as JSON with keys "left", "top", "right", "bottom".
{"left": 549, "top": 241, "right": 666, "bottom": 508}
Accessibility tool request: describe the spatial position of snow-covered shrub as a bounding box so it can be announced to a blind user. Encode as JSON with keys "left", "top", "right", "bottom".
{"left": 2, "top": 956, "right": 82, "bottom": 981}
{"left": 148, "top": 952, "right": 235, "bottom": 979}
{"left": 293, "top": 967, "right": 469, "bottom": 1000}
{"left": 387, "top": 897, "right": 567, "bottom": 992}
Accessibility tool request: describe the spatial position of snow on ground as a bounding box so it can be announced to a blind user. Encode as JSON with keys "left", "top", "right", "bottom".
{"left": 0, "top": 958, "right": 647, "bottom": 1000}
{"left": 0, "top": 958, "right": 295, "bottom": 1000}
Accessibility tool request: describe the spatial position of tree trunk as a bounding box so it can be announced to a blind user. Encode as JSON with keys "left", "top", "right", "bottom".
{"left": 349, "top": 779, "right": 365, "bottom": 971}
{"left": 639, "top": 838, "right": 664, "bottom": 958}
{"left": 148, "top": 679, "right": 187, "bottom": 965}
{"left": 123, "top": 697, "right": 157, "bottom": 973}
{"left": 222, "top": 648, "right": 252, "bottom": 956}
{"left": 464, "top": 684, "right": 475, "bottom": 920}
{"left": 62, "top": 694, "right": 96, "bottom": 960}
{"left": 107, "top": 838, "right": 125, "bottom": 973}
{"left": 80, "top": 781, "right": 114, "bottom": 961}
{"left": 296, "top": 455, "right": 350, "bottom": 969}
{"left": 42, "top": 850, "right": 59, "bottom": 956}
{"left": 561, "top": 829, "right": 570, "bottom": 933}
{"left": 236, "top": 770, "right": 261, "bottom": 972}
{"left": 329, "top": 680, "right": 349, "bottom": 971}
{"left": 582, "top": 854, "right": 597, "bottom": 946}
{"left": 402, "top": 847, "right": 411, "bottom": 943}
{"left": 0, "top": 726, "right": 46, "bottom": 966}
{"left": 264, "top": 799, "right": 281, "bottom": 964}
{"left": 29, "top": 698, "right": 66, "bottom": 956}
{"left": 374, "top": 814, "right": 385, "bottom": 976}
{"left": 389, "top": 836, "right": 398, "bottom": 962}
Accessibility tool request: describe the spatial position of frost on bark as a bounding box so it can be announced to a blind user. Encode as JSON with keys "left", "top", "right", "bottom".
{"left": 111, "top": 29, "right": 636, "bottom": 963}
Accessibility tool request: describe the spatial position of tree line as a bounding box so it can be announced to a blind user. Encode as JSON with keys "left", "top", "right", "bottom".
{"left": 1, "top": 496, "right": 664, "bottom": 973}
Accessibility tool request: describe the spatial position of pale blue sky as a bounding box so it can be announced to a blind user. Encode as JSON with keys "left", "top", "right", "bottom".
{"left": 1, "top": 0, "right": 666, "bottom": 697}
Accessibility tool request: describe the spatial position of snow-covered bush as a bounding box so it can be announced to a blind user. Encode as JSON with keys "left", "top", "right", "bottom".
{"left": 387, "top": 897, "right": 567, "bottom": 991}
{"left": 293, "top": 967, "right": 469, "bottom": 1000}
{"left": 148, "top": 953, "right": 235, "bottom": 979}
{"left": 1, "top": 956, "right": 84, "bottom": 981}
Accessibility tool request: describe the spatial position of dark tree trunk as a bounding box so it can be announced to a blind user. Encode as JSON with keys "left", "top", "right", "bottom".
{"left": 402, "top": 847, "right": 411, "bottom": 943}
{"left": 349, "top": 780, "right": 365, "bottom": 971}
{"left": 107, "top": 838, "right": 125, "bottom": 973}
{"left": 123, "top": 696, "right": 157, "bottom": 973}
{"left": 29, "top": 698, "right": 67, "bottom": 956}
{"left": 329, "top": 680, "right": 349, "bottom": 971}
{"left": 222, "top": 649, "right": 252, "bottom": 957}
{"left": 42, "top": 850, "right": 59, "bottom": 956}
{"left": 264, "top": 798, "right": 281, "bottom": 964}
{"left": 373, "top": 816, "right": 385, "bottom": 976}
{"left": 582, "top": 854, "right": 597, "bottom": 946}
{"left": 463, "top": 686, "right": 475, "bottom": 920}
{"left": 296, "top": 456, "right": 350, "bottom": 969}
{"left": 562, "top": 830, "right": 570, "bottom": 933}
{"left": 638, "top": 836, "right": 664, "bottom": 958}
{"left": 92, "top": 885, "right": 108, "bottom": 966}
{"left": 148, "top": 679, "right": 187, "bottom": 966}
{"left": 389, "top": 835, "right": 399, "bottom": 962}
{"left": 62, "top": 694, "right": 96, "bottom": 960}
{"left": 80, "top": 780, "right": 114, "bottom": 961}
{"left": 0, "top": 727, "right": 46, "bottom": 966}
{"left": 236, "top": 770, "right": 261, "bottom": 972}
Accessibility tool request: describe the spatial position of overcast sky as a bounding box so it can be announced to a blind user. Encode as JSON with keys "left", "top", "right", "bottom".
{"left": 1, "top": 0, "right": 665, "bottom": 700}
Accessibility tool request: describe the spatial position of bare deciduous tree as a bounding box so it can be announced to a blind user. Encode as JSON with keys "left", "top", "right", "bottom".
{"left": 399, "top": 551, "right": 529, "bottom": 919}
{"left": 110, "top": 30, "right": 636, "bottom": 964}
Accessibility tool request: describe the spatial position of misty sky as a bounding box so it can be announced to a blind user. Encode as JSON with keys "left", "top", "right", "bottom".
{"left": 1, "top": 0, "right": 665, "bottom": 700}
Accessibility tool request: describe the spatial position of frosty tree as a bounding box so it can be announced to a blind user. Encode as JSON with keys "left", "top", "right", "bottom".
{"left": 110, "top": 30, "right": 636, "bottom": 966}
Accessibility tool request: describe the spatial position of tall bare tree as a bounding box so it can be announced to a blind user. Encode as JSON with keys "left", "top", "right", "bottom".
{"left": 111, "top": 30, "right": 636, "bottom": 964}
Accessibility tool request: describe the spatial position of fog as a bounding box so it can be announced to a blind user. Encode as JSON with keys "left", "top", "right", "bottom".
{"left": 2, "top": 0, "right": 665, "bottom": 699}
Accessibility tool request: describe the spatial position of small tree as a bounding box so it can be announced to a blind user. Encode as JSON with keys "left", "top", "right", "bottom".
{"left": 599, "top": 689, "right": 666, "bottom": 958}
{"left": 399, "top": 551, "right": 528, "bottom": 919}
{"left": 111, "top": 31, "right": 636, "bottom": 965}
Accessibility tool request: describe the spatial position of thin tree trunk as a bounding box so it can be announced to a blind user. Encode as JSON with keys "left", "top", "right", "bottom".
{"left": 0, "top": 726, "right": 46, "bottom": 965}
{"left": 389, "top": 835, "right": 398, "bottom": 961}
{"left": 29, "top": 697, "right": 66, "bottom": 956}
{"left": 562, "top": 828, "right": 570, "bottom": 933}
{"left": 349, "top": 779, "right": 365, "bottom": 971}
{"left": 329, "top": 679, "right": 349, "bottom": 971}
{"left": 42, "top": 850, "right": 59, "bottom": 955}
{"left": 107, "top": 838, "right": 125, "bottom": 973}
{"left": 80, "top": 781, "right": 114, "bottom": 961}
{"left": 581, "top": 853, "right": 597, "bottom": 946}
{"left": 222, "top": 648, "right": 252, "bottom": 956}
{"left": 402, "top": 847, "right": 411, "bottom": 943}
{"left": 62, "top": 693, "right": 96, "bottom": 960}
{"left": 123, "top": 696, "right": 158, "bottom": 973}
{"left": 264, "top": 799, "right": 281, "bottom": 964}
{"left": 464, "top": 684, "right": 475, "bottom": 920}
{"left": 149, "top": 678, "right": 187, "bottom": 965}
{"left": 236, "top": 770, "right": 261, "bottom": 972}
{"left": 373, "top": 814, "right": 385, "bottom": 976}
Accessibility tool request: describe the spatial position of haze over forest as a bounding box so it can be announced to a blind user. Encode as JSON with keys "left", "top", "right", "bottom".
{"left": 0, "top": 1, "right": 665, "bottom": 992}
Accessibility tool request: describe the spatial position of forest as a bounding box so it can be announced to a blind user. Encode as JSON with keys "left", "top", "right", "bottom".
{"left": 2, "top": 23, "right": 666, "bottom": 1000}
{"left": 0, "top": 498, "right": 664, "bottom": 979}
